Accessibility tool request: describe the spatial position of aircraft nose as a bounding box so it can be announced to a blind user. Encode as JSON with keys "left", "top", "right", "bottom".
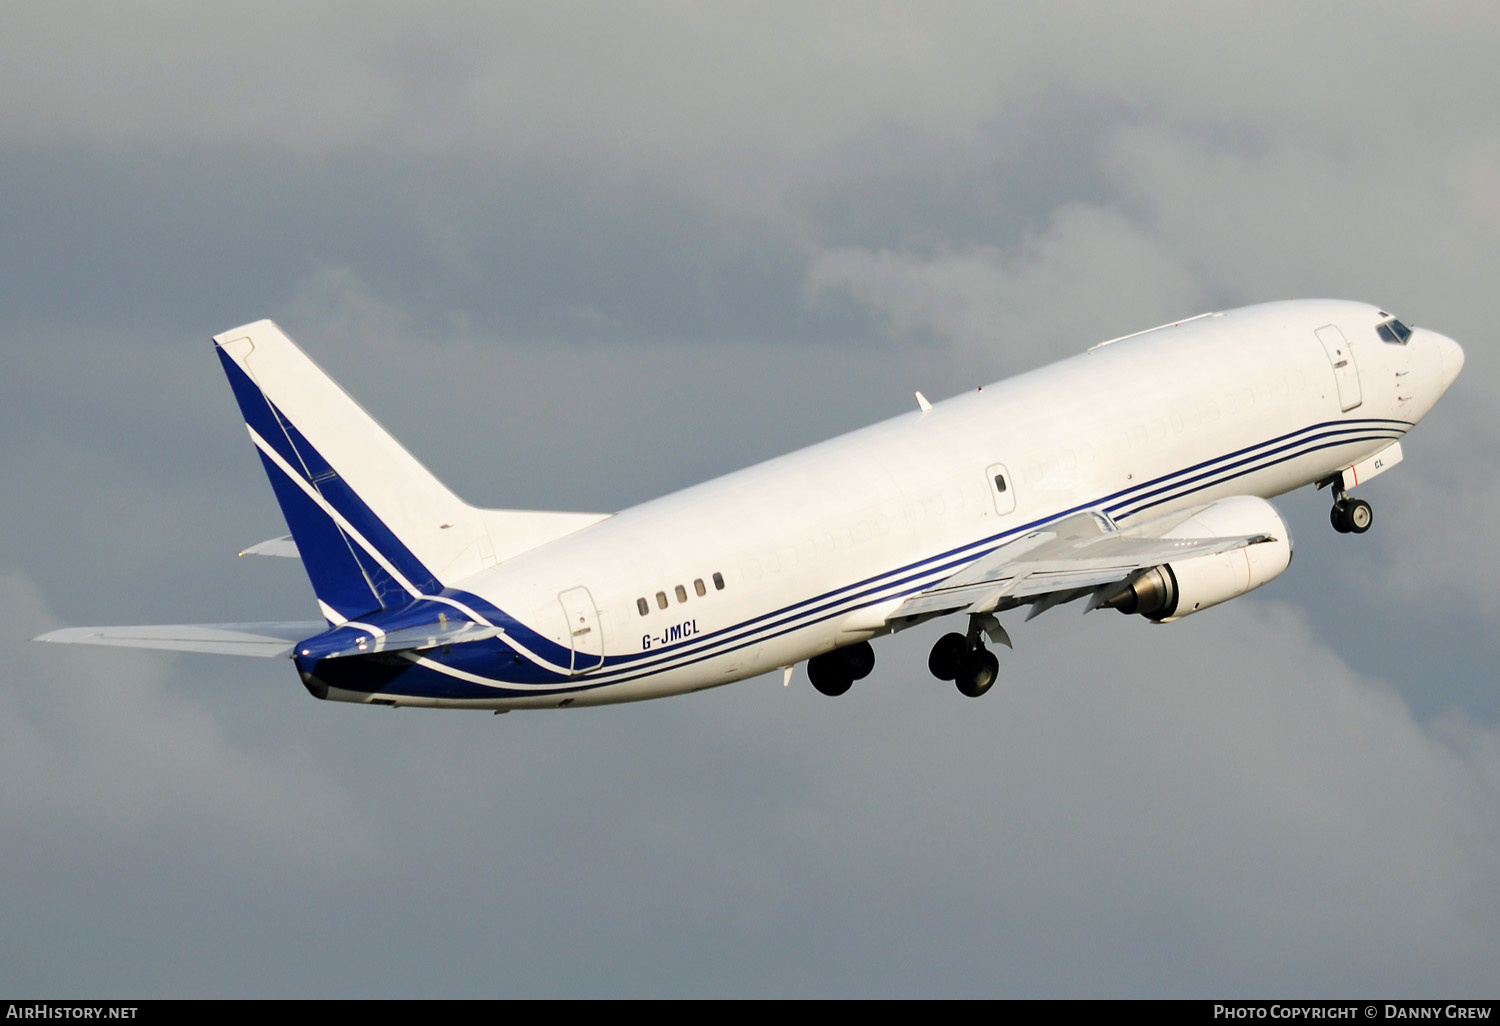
{"left": 1436, "top": 332, "right": 1465, "bottom": 393}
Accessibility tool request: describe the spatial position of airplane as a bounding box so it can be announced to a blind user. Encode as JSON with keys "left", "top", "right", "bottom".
{"left": 35, "top": 299, "right": 1463, "bottom": 707}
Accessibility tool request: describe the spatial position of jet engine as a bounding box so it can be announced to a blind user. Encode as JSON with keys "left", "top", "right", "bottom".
{"left": 1104, "top": 496, "right": 1292, "bottom": 623}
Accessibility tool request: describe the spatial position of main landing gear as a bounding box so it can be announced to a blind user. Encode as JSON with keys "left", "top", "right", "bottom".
{"left": 1329, "top": 481, "right": 1373, "bottom": 535}
{"left": 805, "top": 617, "right": 1009, "bottom": 699}
{"left": 928, "top": 617, "right": 1004, "bottom": 698}
{"left": 806, "top": 640, "right": 876, "bottom": 697}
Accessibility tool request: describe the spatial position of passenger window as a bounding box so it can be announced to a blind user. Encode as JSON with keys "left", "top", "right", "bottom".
{"left": 713, "top": 572, "right": 725, "bottom": 590}
{"left": 656, "top": 591, "right": 668, "bottom": 610}
{"left": 637, "top": 597, "right": 648, "bottom": 616}
{"left": 675, "top": 584, "right": 687, "bottom": 603}
{"left": 694, "top": 578, "right": 706, "bottom": 597}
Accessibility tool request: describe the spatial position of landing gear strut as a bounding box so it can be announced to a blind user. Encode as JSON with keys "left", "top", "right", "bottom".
{"left": 1329, "top": 480, "right": 1373, "bottom": 535}
{"left": 807, "top": 640, "right": 875, "bottom": 697}
{"left": 927, "top": 617, "right": 1003, "bottom": 698}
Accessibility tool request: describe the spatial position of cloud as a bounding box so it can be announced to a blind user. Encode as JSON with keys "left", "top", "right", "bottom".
{"left": 0, "top": 571, "right": 371, "bottom": 869}
{"left": 766, "top": 600, "right": 1500, "bottom": 994}
{"left": 1371, "top": 395, "right": 1500, "bottom": 615}
{"left": 1101, "top": 124, "right": 1500, "bottom": 311}
{"left": 805, "top": 205, "right": 1206, "bottom": 372}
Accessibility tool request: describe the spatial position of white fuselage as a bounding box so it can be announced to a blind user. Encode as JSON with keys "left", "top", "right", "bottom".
{"left": 336, "top": 300, "right": 1460, "bottom": 709}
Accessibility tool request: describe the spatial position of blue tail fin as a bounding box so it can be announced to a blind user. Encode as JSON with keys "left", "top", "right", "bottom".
{"left": 214, "top": 321, "right": 475, "bottom": 622}
{"left": 214, "top": 320, "right": 611, "bottom": 624}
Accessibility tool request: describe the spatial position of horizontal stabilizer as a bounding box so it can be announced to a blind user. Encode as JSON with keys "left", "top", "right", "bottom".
{"left": 299, "top": 620, "right": 505, "bottom": 660}
{"left": 33, "top": 622, "right": 327, "bottom": 658}
{"left": 239, "top": 535, "right": 300, "bottom": 558}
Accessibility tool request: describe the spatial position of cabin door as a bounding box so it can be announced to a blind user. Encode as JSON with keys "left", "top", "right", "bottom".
{"left": 557, "top": 586, "right": 604, "bottom": 674}
{"left": 1315, "top": 325, "right": 1363, "bottom": 412}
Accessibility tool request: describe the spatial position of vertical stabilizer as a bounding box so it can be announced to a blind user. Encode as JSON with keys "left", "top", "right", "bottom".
{"left": 214, "top": 321, "right": 491, "bottom": 622}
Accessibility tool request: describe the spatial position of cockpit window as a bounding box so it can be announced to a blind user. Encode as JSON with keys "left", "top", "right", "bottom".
{"left": 1377, "top": 319, "right": 1412, "bottom": 345}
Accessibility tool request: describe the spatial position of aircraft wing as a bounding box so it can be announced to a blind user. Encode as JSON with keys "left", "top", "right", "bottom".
{"left": 32, "top": 622, "right": 327, "bottom": 658}
{"left": 889, "top": 508, "right": 1273, "bottom": 622}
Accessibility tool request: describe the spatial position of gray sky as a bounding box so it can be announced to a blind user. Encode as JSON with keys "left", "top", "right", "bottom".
{"left": 3, "top": 2, "right": 1498, "bottom": 997}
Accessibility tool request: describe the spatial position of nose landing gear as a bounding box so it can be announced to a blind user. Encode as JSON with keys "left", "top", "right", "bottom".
{"left": 1329, "top": 481, "right": 1373, "bottom": 534}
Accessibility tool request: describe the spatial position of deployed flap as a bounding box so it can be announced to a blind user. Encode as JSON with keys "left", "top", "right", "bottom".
{"left": 890, "top": 505, "right": 1273, "bottom": 621}
{"left": 33, "top": 622, "right": 326, "bottom": 658}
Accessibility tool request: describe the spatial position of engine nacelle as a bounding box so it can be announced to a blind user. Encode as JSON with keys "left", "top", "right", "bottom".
{"left": 1106, "top": 496, "right": 1292, "bottom": 623}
